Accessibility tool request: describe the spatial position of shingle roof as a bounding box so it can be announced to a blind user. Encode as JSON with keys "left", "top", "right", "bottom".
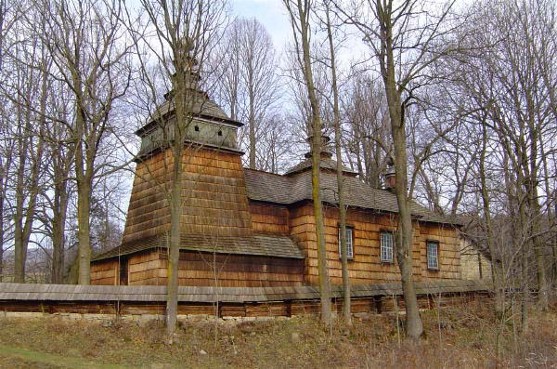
{"left": 244, "top": 167, "right": 455, "bottom": 225}
{"left": 285, "top": 157, "right": 357, "bottom": 176}
{"left": 136, "top": 88, "right": 242, "bottom": 137}
{"left": 92, "top": 234, "right": 304, "bottom": 262}
{"left": 151, "top": 93, "right": 230, "bottom": 122}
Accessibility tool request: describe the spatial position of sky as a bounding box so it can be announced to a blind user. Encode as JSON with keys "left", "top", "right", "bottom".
{"left": 230, "top": 0, "right": 292, "bottom": 49}
{"left": 230, "top": 0, "right": 369, "bottom": 73}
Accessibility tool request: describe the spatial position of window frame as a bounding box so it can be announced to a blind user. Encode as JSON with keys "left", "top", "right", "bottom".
{"left": 380, "top": 231, "right": 394, "bottom": 263}
{"left": 338, "top": 225, "right": 354, "bottom": 260}
{"left": 426, "top": 240, "right": 439, "bottom": 271}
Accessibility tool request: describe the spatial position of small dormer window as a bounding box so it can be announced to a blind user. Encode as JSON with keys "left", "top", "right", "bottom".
{"left": 194, "top": 125, "right": 199, "bottom": 132}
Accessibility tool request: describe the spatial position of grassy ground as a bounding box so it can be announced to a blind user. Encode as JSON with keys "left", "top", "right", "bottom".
{"left": 0, "top": 300, "right": 555, "bottom": 368}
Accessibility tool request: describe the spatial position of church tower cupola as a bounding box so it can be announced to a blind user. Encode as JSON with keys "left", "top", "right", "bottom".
{"left": 134, "top": 51, "right": 244, "bottom": 161}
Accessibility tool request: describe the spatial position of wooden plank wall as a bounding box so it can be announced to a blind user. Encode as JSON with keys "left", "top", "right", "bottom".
{"left": 174, "top": 252, "right": 304, "bottom": 287}
{"left": 128, "top": 251, "right": 166, "bottom": 285}
{"left": 91, "top": 260, "right": 118, "bottom": 285}
{"left": 417, "top": 223, "right": 461, "bottom": 280}
{"left": 288, "top": 202, "right": 314, "bottom": 285}
{"left": 102, "top": 250, "right": 305, "bottom": 287}
{"left": 290, "top": 203, "right": 461, "bottom": 285}
{"left": 0, "top": 291, "right": 486, "bottom": 318}
{"left": 122, "top": 146, "right": 253, "bottom": 246}
{"left": 249, "top": 202, "right": 289, "bottom": 235}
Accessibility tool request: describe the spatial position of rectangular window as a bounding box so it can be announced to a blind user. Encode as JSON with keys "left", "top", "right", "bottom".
{"left": 338, "top": 226, "right": 354, "bottom": 260}
{"left": 380, "top": 232, "right": 394, "bottom": 263}
{"left": 427, "top": 241, "right": 439, "bottom": 270}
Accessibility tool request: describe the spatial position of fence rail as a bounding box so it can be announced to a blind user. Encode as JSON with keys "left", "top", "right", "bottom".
{"left": 0, "top": 280, "right": 492, "bottom": 318}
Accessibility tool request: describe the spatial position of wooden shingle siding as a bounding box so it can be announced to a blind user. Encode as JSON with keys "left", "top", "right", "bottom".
{"left": 174, "top": 252, "right": 304, "bottom": 287}
{"left": 122, "top": 146, "right": 252, "bottom": 246}
{"left": 418, "top": 223, "right": 461, "bottom": 280}
{"left": 99, "top": 250, "right": 305, "bottom": 287}
{"left": 288, "top": 202, "right": 315, "bottom": 285}
{"left": 90, "top": 260, "right": 118, "bottom": 285}
{"left": 249, "top": 202, "right": 289, "bottom": 235}
{"left": 127, "top": 251, "right": 165, "bottom": 285}
{"left": 290, "top": 205, "right": 461, "bottom": 286}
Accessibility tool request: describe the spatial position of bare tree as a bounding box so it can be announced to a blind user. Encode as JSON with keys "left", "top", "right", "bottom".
{"left": 317, "top": 0, "right": 352, "bottom": 324}
{"left": 31, "top": 0, "right": 132, "bottom": 284}
{"left": 254, "top": 114, "right": 300, "bottom": 173}
{"left": 42, "top": 90, "right": 74, "bottom": 284}
{"left": 417, "top": 0, "right": 557, "bottom": 326}
{"left": 213, "top": 18, "right": 282, "bottom": 170}
{"left": 0, "top": 0, "right": 17, "bottom": 280}
{"left": 342, "top": 74, "right": 391, "bottom": 188}
{"left": 132, "top": 0, "right": 227, "bottom": 337}
{"left": 336, "top": 0, "right": 463, "bottom": 339}
{"left": 283, "top": 0, "right": 333, "bottom": 325}
{"left": 0, "top": 9, "right": 48, "bottom": 282}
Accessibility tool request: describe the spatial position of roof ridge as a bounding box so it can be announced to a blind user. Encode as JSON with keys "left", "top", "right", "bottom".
{"left": 243, "top": 167, "right": 286, "bottom": 177}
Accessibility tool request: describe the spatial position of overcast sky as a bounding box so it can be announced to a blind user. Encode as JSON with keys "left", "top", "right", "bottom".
{"left": 231, "top": 0, "right": 292, "bottom": 50}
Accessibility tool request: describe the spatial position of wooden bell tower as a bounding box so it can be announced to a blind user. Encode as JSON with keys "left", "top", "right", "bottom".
{"left": 120, "top": 69, "right": 253, "bottom": 247}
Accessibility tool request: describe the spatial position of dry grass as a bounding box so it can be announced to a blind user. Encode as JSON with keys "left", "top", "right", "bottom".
{"left": 0, "top": 299, "right": 555, "bottom": 368}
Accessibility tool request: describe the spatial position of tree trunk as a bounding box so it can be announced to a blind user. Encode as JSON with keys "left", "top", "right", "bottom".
{"left": 284, "top": 0, "right": 332, "bottom": 325}
{"left": 393, "top": 153, "right": 423, "bottom": 340}
{"left": 165, "top": 43, "right": 191, "bottom": 336}
{"left": 531, "top": 196, "right": 548, "bottom": 310}
{"left": 312, "top": 143, "right": 332, "bottom": 325}
{"left": 166, "top": 149, "right": 182, "bottom": 337}
{"left": 248, "top": 71, "right": 256, "bottom": 170}
{"left": 479, "top": 122, "right": 505, "bottom": 317}
{"left": 76, "top": 175, "right": 92, "bottom": 285}
{"left": 380, "top": 20, "right": 423, "bottom": 341}
{"left": 539, "top": 132, "right": 557, "bottom": 292}
{"left": 14, "top": 107, "right": 44, "bottom": 283}
{"left": 13, "top": 110, "right": 30, "bottom": 283}
{"left": 51, "top": 177, "right": 69, "bottom": 284}
{"left": 13, "top": 226, "right": 26, "bottom": 283}
{"left": 0, "top": 170, "right": 3, "bottom": 282}
{"left": 324, "top": 1, "right": 350, "bottom": 324}
{"left": 75, "top": 101, "right": 93, "bottom": 285}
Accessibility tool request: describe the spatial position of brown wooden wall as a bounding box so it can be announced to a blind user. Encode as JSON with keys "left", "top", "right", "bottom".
{"left": 122, "top": 146, "right": 253, "bottom": 245}
{"left": 91, "top": 260, "right": 118, "bottom": 285}
{"left": 128, "top": 251, "right": 166, "bottom": 285}
{"left": 417, "top": 223, "right": 461, "bottom": 280}
{"left": 288, "top": 202, "right": 461, "bottom": 286}
{"left": 0, "top": 285, "right": 488, "bottom": 318}
{"left": 249, "top": 202, "right": 289, "bottom": 235}
{"left": 92, "top": 250, "right": 304, "bottom": 287}
{"left": 172, "top": 252, "right": 304, "bottom": 287}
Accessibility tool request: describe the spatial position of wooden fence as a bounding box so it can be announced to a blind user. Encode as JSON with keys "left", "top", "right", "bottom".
{"left": 0, "top": 280, "right": 491, "bottom": 318}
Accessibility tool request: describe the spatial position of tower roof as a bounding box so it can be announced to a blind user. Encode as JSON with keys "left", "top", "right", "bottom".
{"left": 134, "top": 67, "right": 244, "bottom": 160}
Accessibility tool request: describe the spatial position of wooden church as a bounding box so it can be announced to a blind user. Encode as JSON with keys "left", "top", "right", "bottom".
{"left": 90, "top": 68, "right": 462, "bottom": 287}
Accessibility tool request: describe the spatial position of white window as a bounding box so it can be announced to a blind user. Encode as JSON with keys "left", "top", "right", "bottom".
{"left": 427, "top": 241, "right": 439, "bottom": 270}
{"left": 380, "top": 232, "right": 394, "bottom": 263}
{"left": 338, "top": 226, "right": 354, "bottom": 260}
